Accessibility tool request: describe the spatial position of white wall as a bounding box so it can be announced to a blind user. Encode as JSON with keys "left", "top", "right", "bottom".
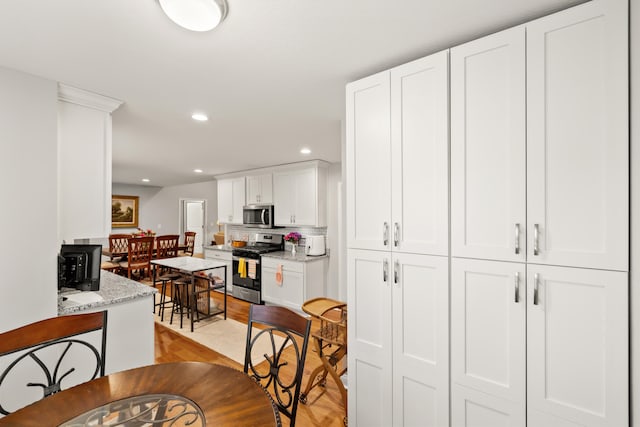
{"left": 326, "top": 163, "right": 342, "bottom": 299}
{"left": 112, "top": 181, "right": 217, "bottom": 243}
{"left": 631, "top": 0, "right": 638, "bottom": 423}
{"left": 0, "top": 67, "right": 58, "bottom": 332}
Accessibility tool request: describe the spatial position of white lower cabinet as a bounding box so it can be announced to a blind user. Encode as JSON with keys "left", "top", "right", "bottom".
{"left": 451, "top": 259, "right": 628, "bottom": 427}
{"left": 527, "top": 265, "right": 628, "bottom": 427}
{"left": 203, "top": 248, "right": 233, "bottom": 293}
{"left": 261, "top": 256, "right": 326, "bottom": 311}
{"left": 347, "top": 249, "right": 448, "bottom": 427}
{"left": 451, "top": 258, "right": 526, "bottom": 425}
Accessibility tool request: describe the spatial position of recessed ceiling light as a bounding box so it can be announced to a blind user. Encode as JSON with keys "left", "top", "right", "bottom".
{"left": 194, "top": 169, "right": 203, "bottom": 173}
{"left": 300, "top": 148, "right": 311, "bottom": 155}
{"left": 158, "top": 0, "right": 228, "bottom": 32}
{"left": 192, "top": 113, "right": 208, "bottom": 122}
{"left": 142, "top": 178, "right": 150, "bottom": 183}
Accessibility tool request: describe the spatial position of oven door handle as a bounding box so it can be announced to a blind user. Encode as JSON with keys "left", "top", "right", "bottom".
{"left": 233, "top": 256, "right": 260, "bottom": 264}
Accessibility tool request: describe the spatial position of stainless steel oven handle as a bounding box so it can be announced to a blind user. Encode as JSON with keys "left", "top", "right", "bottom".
{"left": 232, "top": 256, "right": 260, "bottom": 264}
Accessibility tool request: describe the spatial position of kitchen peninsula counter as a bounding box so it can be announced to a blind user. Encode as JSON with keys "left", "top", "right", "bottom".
{"left": 57, "top": 270, "right": 155, "bottom": 374}
{"left": 58, "top": 270, "right": 156, "bottom": 315}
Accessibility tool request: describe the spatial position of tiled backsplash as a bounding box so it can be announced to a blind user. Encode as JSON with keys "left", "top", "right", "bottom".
{"left": 225, "top": 225, "right": 327, "bottom": 250}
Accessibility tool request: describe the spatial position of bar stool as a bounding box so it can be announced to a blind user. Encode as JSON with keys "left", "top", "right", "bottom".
{"left": 170, "top": 276, "right": 191, "bottom": 329}
{"left": 154, "top": 235, "right": 181, "bottom": 319}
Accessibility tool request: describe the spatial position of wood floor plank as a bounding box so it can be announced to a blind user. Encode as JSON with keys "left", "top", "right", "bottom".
{"left": 154, "top": 288, "right": 347, "bottom": 427}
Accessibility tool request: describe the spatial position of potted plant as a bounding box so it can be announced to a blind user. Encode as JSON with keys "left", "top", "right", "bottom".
{"left": 284, "top": 232, "right": 302, "bottom": 255}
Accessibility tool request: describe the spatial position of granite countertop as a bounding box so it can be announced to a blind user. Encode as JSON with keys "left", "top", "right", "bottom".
{"left": 58, "top": 270, "right": 156, "bottom": 315}
{"left": 203, "top": 244, "right": 234, "bottom": 252}
{"left": 261, "top": 250, "right": 329, "bottom": 262}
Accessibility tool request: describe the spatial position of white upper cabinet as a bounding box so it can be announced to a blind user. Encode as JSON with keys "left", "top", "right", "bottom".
{"left": 346, "top": 71, "right": 392, "bottom": 251}
{"left": 347, "top": 51, "right": 449, "bottom": 256}
{"left": 390, "top": 52, "right": 449, "bottom": 256}
{"left": 450, "top": 27, "right": 526, "bottom": 263}
{"left": 57, "top": 84, "right": 122, "bottom": 242}
{"left": 246, "top": 173, "right": 273, "bottom": 205}
{"left": 273, "top": 163, "right": 327, "bottom": 227}
{"left": 217, "top": 177, "right": 245, "bottom": 224}
{"left": 526, "top": 0, "right": 628, "bottom": 271}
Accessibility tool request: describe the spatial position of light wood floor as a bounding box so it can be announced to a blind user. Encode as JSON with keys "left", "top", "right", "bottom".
{"left": 154, "top": 288, "right": 347, "bottom": 427}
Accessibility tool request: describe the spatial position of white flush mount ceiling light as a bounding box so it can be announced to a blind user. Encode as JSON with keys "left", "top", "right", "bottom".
{"left": 194, "top": 169, "right": 203, "bottom": 173}
{"left": 142, "top": 178, "right": 150, "bottom": 183}
{"left": 191, "top": 113, "right": 208, "bottom": 121}
{"left": 158, "top": 0, "right": 228, "bottom": 32}
{"left": 300, "top": 148, "right": 312, "bottom": 155}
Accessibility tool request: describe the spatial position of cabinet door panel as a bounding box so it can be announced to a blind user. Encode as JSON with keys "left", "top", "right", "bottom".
{"left": 230, "top": 178, "right": 245, "bottom": 224}
{"left": 293, "top": 168, "right": 316, "bottom": 226}
{"left": 246, "top": 174, "right": 272, "bottom": 205}
{"left": 346, "top": 73, "right": 392, "bottom": 251}
{"left": 391, "top": 51, "right": 449, "bottom": 256}
{"left": 217, "top": 179, "right": 233, "bottom": 223}
{"left": 451, "top": 27, "right": 526, "bottom": 262}
{"left": 347, "top": 249, "right": 392, "bottom": 426}
{"left": 451, "top": 258, "right": 525, "bottom": 407}
{"left": 217, "top": 177, "right": 245, "bottom": 224}
{"left": 527, "top": 264, "right": 628, "bottom": 426}
{"left": 452, "top": 384, "right": 526, "bottom": 427}
{"left": 392, "top": 253, "right": 448, "bottom": 426}
{"left": 273, "top": 172, "right": 295, "bottom": 225}
{"left": 527, "top": 0, "right": 628, "bottom": 271}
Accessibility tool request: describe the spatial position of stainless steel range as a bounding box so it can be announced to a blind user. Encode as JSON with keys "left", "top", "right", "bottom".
{"left": 231, "top": 233, "right": 283, "bottom": 304}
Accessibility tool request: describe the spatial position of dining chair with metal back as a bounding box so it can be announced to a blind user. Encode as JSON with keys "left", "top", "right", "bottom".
{"left": 0, "top": 311, "right": 107, "bottom": 416}
{"left": 153, "top": 234, "right": 181, "bottom": 319}
{"left": 119, "top": 236, "right": 154, "bottom": 279}
{"left": 244, "top": 304, "right": 311, "bottom": 427}
{"left": 178, "top": 231, "right": 196, "bottom": 256}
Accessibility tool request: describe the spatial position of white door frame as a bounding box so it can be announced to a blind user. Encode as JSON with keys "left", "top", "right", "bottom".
{"left": 179, "top": 198, "right": 206, "bottom": 255}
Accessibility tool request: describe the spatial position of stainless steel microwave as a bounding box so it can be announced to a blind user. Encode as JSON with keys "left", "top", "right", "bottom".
{"left": 242, "top": 204, "right": 274, "bottom": 228}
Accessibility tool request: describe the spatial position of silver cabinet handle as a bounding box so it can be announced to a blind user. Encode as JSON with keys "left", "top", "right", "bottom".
{"left": 533, "top": 273, "right": 539, "bottom": 305}
{"left": 383, "top": 259, "right": 389, "bottom": 283}
{"left": 533, "top": 224, "right": 540, "bottom": 256}
{"left": 394, "top": 260, "right": 399, "bottom": 284}
{"left": 393, "top": 222, "right": 399, "bottom": 247}
{"left": 514, "top": 272, "right": 520, "bottom": 303}
{"left": 514, "top": 223, "right": 520, "bottom": 255}
{"left": 383, "top": 222, "right": 389, "bottom": 246}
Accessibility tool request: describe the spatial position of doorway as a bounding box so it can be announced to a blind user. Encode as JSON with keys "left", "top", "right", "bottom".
{"left": 180, "top": 199, "right": 205, "bottom": 255}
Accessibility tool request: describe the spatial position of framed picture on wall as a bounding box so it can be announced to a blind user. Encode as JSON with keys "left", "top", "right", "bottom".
{"left": 112, "top": 195, "right": 139, "bottom": 228}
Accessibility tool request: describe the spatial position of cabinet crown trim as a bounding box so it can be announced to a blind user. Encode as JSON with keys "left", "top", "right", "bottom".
{"left": 214, "top": 160, "right": 330, "bottom": 180}
{"left": 58, "top": 83, "right": 123, "bottom": 113}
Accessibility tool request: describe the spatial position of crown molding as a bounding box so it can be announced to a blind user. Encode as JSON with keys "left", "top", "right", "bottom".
{"left": 58, "top": 83, "right": 123, "bottom": 113}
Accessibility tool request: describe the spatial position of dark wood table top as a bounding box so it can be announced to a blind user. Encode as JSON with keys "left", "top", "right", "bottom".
{"left": 0, "top": 362, "right": 281, "bottom": 426}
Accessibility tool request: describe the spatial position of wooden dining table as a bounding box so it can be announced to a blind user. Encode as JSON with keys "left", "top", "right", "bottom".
{"left": 102, "top": 240, "right": 188, "bottom": 260}
{"left": 0, "top": 362, "right": 281, "bottom": 426}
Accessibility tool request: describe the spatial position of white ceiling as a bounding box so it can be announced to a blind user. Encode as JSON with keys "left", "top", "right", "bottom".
{"left": 0, "top": 0, "right": 583, "bottom": 186}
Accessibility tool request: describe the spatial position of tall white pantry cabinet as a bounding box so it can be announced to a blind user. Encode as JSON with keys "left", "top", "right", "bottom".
{"left": 347, "top": 51, "right": 450, "bottom": 427}
{"left": 346, "top": 0, "right": 629, "bottom": 426}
